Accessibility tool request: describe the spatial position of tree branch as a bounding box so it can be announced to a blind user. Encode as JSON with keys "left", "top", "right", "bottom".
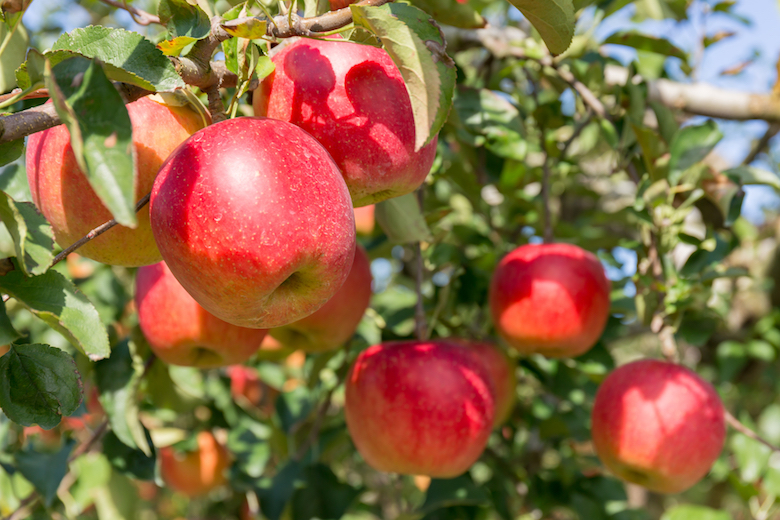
{"left": 97, "top": 0, "right": 161, "bottom": 25}
{"left": 725, "top": 410, "right": 780, "bottom": 453}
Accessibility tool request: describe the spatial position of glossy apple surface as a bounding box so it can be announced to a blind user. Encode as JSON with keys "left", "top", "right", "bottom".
{"left": 136, "top": 261, "right": 268, "bottom": 368}
{"left": 149, "top": 117, "right": 356, "bottom": 329}
{"left": 489, "top": 243, "right": 610, "bottom": 358}
{"left": 591, "top": 359, "right": 726, "bottom": 494}
{"left": 254, "top": 38, "right": 437, "bottom": 207}
{"left": 345, "top": 339, "right": 494, "bottom": 478}
{"left": 160, "top": 431, "right": 231, "bottom": 497}
{"left": 26, "top": 96, "right": 207, "bottom": 266}
{"left": 270, "top": 245, "right": 372, "bottom": 352}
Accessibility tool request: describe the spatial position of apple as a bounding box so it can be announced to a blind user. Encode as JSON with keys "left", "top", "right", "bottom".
{"left": 226, "top": 365, "right": 278, "bottom": 415}
{"left": 254, "top": 38, "right": 437, "bottom": 207}
{"left": 269, "top": 245, "right": 372, "bottom": 352}
{"left": 345, "top": 339, "right": 494, "bottom": 478}
{"left": 26, "top": 96, "right": 208, "bottom": 266}
{"left": 458, "top": 340, "right": 516, "bottom": 426}
{"left": 149, "top": 117, "right": 356, "bottom": 329}
{"left": 489, "top": 243, "right": 611, "bottom": 358}
{"left": 354, "top": 205, "right": 375, "bottom": 236}
{"left": 159, "top": 430, "right": 231, "bottom": 497}
{"left": 591, "top": 359, "right": 726, "bottom": 494}
{"left": 136, "top": 261, "right": 268, "bottom": 368}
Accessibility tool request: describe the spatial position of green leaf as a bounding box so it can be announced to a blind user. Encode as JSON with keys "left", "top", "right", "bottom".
{"left": 454, "top": 87, "right": 527, "bottom": 160}
{"left": 221, "top": 17, "right": 268, "bottom": 39}
{"left": 724, "top": 166, "right": 780, "bottom": 190}
{"left": 45, "top": 57, "right": 137, "bottom": 228}
{"left": 291, "top": 464, "right": 362, "bottom": 520}
{"left": 256, "top": 460, "right": 304, "bottom": 520}
{"left": 14, "top": 439, "right": 75, "bottom": 506}
{"left": 0, "top": 192, "right": 54, "bottom": 276}
{"left": 0, "top": 138, "right": 22, "bottom": 167}
{"left": 603, "top": 31, "right": 687, "bottom": 60}
{"left": 351, "top": 2, "right": 455, "bottom": 151}
{"left": 157, "top": 0, "right": 211, "bottom": 56}
{"left": 731, "top": 430, "right": 771, "bottom": 483}
{"left": 102, "top": 428, "right": 156, "bottom": 480}
{"left": 420, "top": 474, "right": 490, "bottom": 514}
{"left": 95, "top": 339, "right": 150, "bottom": 455}
{"left": 505, "top": 0, "right": 575, "bottom": 55}
{"left": 0, "top": 264, "right": 110, "bottom": 360}
{"left": 410, "top": 0, "right": 485, "bottom": 29}
{"left": 375, "top": 192, "right": 433, "bottom": 243}
{"left": 0, "top": 344, "right": 82, "bottom": 429}
{"left": 14, "top": 47, "right": 45, "bottom": 91}
{"left": 660, "top": 505, "right": 732, "bottom": 520}
{"left": 668, "top": 121, "right": 723, "bottom": 185}
{"left": 0, "top": 300, "right": 21, "bottom": 345}
{"left": 41, "top": 26, "right": 184, "bottom": 92}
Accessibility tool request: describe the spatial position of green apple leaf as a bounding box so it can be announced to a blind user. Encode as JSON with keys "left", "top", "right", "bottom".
{"left": 255, "top": 460, "right": 304, "bottom": 520}
{"left": 410, "top": 0, "right": 485, "bottom": 29}
{"left": 603, "top": 31, "right": 687, "bottom": 60}
{"left": 0, "top": 344, "right": 83, "bottom": 430}
{"left": 0, "top": 263, "right": 110, "bottom": 360}
{"left": 351, "top": 2, "right": 455, "bottom": 151}
{"left": 291, "top": 464, "right": 362, "bottom": 520}
{"left": 221, "top": 17, "right": 268, "bottom": 39}
{"left": 102, "top": 428, "right": 156, "bottom": 480}
{"left": 506, "top": 0, "right": 575, "bottom": 55}
{"left": 0, "top": 300, "right": 21, "bottom": 345}
{"left": 13, "top": 47, "right": 45, "bottom": 90}
{"left": 0, "top": 192, "right": 54, "bottom": 276}
{"left": 0, "top": 138, "right": 22, "bottom": 167}
{"left": 157, "top": 0, "right": 211, "bottom": 56}
{"left": 660, "top": 505, "right": 732, "bottom": 520}
{"left": 724, "top": 166, "right": 780, "bottom": 191}
{"left": 454, "top": 87, "right": 527, "bottom": 160}
{"left": 95, "top": 339, "right": 150, "bottom": 455}
{"left": 14, "top": 438, "right": 75, "bottom": 506}
{"left": 19, "top": 26, "right": 186, "bottom": 92}
{"left": 45, "top": 57, "right": 137, "bottom": 228}
{"left": 668, "top": 120, "right": 723, "bottom": 185}
{"left": 375, "top": 192, "right": 433, "bottom": 244}
{"left": 419, "top": 474, "right": 490, "bottom": 514}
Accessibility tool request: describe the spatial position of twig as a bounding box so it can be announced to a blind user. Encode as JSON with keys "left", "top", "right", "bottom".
{"left": 559, "top": 112, "right": 592, "bottom": 160}
{"left": 293, "top": 386, "right": 335, "bottom": 460}
{"left": 67, "top": 419, "right": 109, "bottom": 462}
{"left": 414, "top": 242, "right": 426, "bottom": 341}
{"left": 742, "top": 123, "right": 780, "bottom": 166}
{"left": 97, "top": 0, "right": 161, "bottom": 25}
{"left": 541, "top": 156, "right": 553, "bottom": 244}
{"left": 50, "top": 193, "right": 151, "bottom": 267}
{"left": 0, "top": 88, "right": 48, "bottom": 105}
{"left": 2, "top": 493, "right": 39, "bottom": 520}
{"left": 726, "top": 411, "right": 780, "bottom": 453}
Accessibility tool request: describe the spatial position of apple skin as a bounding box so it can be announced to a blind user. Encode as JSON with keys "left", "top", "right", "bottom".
{"left": 149, "top": 117, "right": 356, "bottom": 329}
{"left": 269, "top": 245, "right": 372, "bottom": 352}
{"left": 26, "top": 96, "right": 207, "bottom": 266}
{"left": 457, "top": 340, "right": 516, "bottom": 426}
{"left": 159, "top": 431, "right": 231, "bottom": 497}
{"left": 136, "top": 261, "right": 268, "bottom": 368}
{"left": 489, "top": 243, "right": 610, "bottom": 358}
{"left": 354, "top": 205, "right": 375, "bottom": 236}
{"left": 591, "top": 359, "right": 726, "bottom": 494}
{"left": 254, "top": 38, "right": 437, "bottom": 207}
{"left": 345, "top": 339, "right": 495, "bottom": 478}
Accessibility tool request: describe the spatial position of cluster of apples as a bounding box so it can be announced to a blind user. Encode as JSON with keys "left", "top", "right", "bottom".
{"left": 24, "top": 36, "right": 726, "bottom": 498}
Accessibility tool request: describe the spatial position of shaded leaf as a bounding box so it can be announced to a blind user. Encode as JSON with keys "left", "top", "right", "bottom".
{"left": 376, "top": 192, "right": 433, "bottom": 243}
{"left": 420, "top": 474, "right": 490, "bottom": 514}
{"left": 0, "top": 300, "right": 21, "bottom": 345}
{"left": 291, "top": 464, "right": 362, "bottom": 520}
{"left": 668, "top": 121, "right": 723, "bottom": 185}
{"left": 724, "top": 166, "right": 780, "bottom": 190}
{"left": 103, "top": 428, "right": 156, "bottom": 480}
{"left": 0, "top": 192, "right": 54, "bottom": 275}
{"left": 603, "top": 31, "right": 687, "bottom": 60}
{"left": 410, "top": 0, "right": 485, "bottom": 29}
{"left": 0, "top": 138, "right": 22, "bottom": 167}
{"left": 506, "top": 0, "right": 575, "bottom": 55}
{"left": 157, "top": 0, "right": 211, "bottom": 56}
{"left": 14, "top": 439, "right": 75, "bottom": 506}
{"left": 256, "top": 460, "right": 304, "bottom": 520}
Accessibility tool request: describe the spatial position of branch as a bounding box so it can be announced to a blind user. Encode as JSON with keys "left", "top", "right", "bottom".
{"left": 726, "top": 410, "right": 780, "bottom": 453}
{"left": 743, "top": 123, "right": 780, "bottom": 165}
{"left": 97, "top": 0, "right": 161, "bottom": 25}
{"left": 541, "top": 156, "right": 553, "bottom": 243}
{"left": 262, "top": 0, "right": 391, "bottom": 38}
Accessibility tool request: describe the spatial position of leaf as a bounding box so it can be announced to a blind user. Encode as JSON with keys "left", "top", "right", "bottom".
{"left": 0, "top": 344, "right": 82, "bottom": 429}
{"left": 724, "top": 166, "right": 780, "bottom": 190}
{"left": 351, "top": 2, "right": 455, "bottom": 151}
{"left": 420, "top": 474, "right": 490, "bottom": 514}
{"left": 410, "top": 0, "right": 485, "bottom": 29}
{"left": 731, "top": 430, "right": 771, "bottom": 483}
{"left": 668, "top": 121, "right": 723, "bottom": 185}
{"left": 221, "top": 17, "right": 268, "bottom": 39}
{"left": 255, "top": 460, "right": 304, "bottom": 520}
{"left": 0, "top": 138, "right": 22, "bottom": 167}
{"left": 0, "top": 192, "right": 54, "bottom": 276}
{"left": 291, "top": 464, "right": 362, "bottom": 520}
{"left": 39, "top": 26, "right": 184, "bottom": 92}
{"left": 14, "top": 439, "right": 75, "bottom": 506}
{"left": 661, "top": 505, "right": 732, "bottom": 520}
{"left": 375, "top": 192, "right": 433, "bottom": 243}
{"left": 45, "top": 57, "right": 137, "bottom": 228}
{"left": 157, "top": 0, "right": 211, "bottom": 56}
{"left": 0, "top": 300, "right": 21, "bottom": 345}
{"left": 102, "top": 428, "right": 156, "bottom": 480}
{"left": 94, "top": 339, "right": 150, "bottom": 455}
{"left": 603, "top": 31, "right": 687, "bottom": 60}
{"left": 454, "top": 87, "right": 526, "bottom": 160}
{"left": 505, "top": 0, "right": 575, "bottom": 55}
{"left": 0, "top": 263, "right": 110, "bottom": 360}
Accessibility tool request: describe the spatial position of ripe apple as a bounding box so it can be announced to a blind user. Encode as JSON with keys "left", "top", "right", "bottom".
{"left": 226, "top": 365, "right": 278, "bottom": 415}
{"left": 159, "top": 431, "right": 231, "bottom": 497}
{"left": 149, "top": 117, "right": 356, "bottom": 329}
{"left": 458, "top": 340, "right": 516, "bottom": 426}
{"left": 269, "top": 245, "right": 372, "bottom": 352}
{"left": 591, "top": 359, "right": 726, "bottom": 494}
{"left": 26, "top": 96, "right": 208, "bottom": 266}
{"left": 345, "top": 339, "right": 495, "bottom": 478}
{"left": 254, "top": 38, "right": 437, "bottom": 207}
{"left": 136, "top": 261, "right": 268, "bottom": 368}
{"left": 489, "top": 243, "right": 610, "bottom": 358}
{"left": 354, "top": 205, "right": 375, "bottom": 235}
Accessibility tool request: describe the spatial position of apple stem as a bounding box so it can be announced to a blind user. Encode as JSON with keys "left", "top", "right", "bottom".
{"left": 725, "top": 411, "right": 780, "bottom": 453}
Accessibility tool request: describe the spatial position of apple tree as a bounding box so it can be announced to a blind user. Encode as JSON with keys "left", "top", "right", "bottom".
{"left": 0, "top": 0, "right": 779, "bottom": 519}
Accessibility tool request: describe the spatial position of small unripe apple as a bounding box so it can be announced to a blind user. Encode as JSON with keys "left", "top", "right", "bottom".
{"left": 269, "top": 245, "right": 372, "bottom": 352}
{"left": 345, "top": 339, "right": 494, "bottom": 478}
{"left": 255, "top": 38, "right": 437, "bottom": 207}
{"left": 591, "top": 359, "right": 726, "bottom": 494}
{"left": 159, "top": 431, "right": 231, "bottom": 497}
{"left": 136, "top": 261, "right": 268, "bottom": 368}
{"left": 150, "top": 117, "right": 356, "bottom": 329}
{"left": 26, "top": 96, "right": 208, "bottom": 266}
{"left": 489, "top": 243, "right": 610, "bottom": 358}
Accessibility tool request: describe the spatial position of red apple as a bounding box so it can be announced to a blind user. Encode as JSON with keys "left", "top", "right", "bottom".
{"left": 489, "top": 243, "right": 610, "bottom": 358}
{"left": 457, "top": 340, "right": 516, "bottom": 426}
{"left": 26, "top": 96, "right": 208, "bottom": 266}
{"left": 269, "top": 245, "right": 372, "bottom": 352}
{"left": 159, "top": 431, "right": 231, "bottom": 497}
{"left": 345, "top": 339, "right": 494, "bottom": 478}
{"left": 591, "top": 359, "right": 726, "bottom": 494}
{"left": 149, "top": 117, "right": 356, "bottom": 329}
{"left": 254, "top": 38, "right": 437, "bottom": 207}
{"left": 136, "top": 261, "right": 268, "bottom": 368}
{"left": 227, "top": 365, "right": 278, "bottom": 415}
{"left": 354, "top": 205, "right": 375, "bottom": 236}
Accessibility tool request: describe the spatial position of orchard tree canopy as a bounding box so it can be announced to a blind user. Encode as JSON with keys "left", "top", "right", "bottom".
{"left": 1, "top": 0, "right": 780, "bottom": 519}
